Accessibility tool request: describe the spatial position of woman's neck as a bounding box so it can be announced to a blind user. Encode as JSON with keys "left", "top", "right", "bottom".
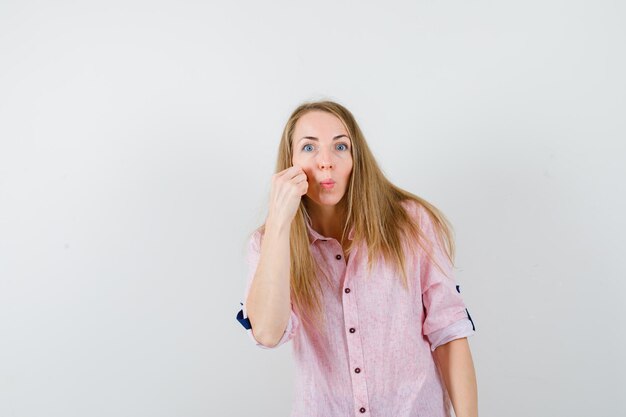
{"left": 305, "top": 201, "right": 348, "bottom": 242}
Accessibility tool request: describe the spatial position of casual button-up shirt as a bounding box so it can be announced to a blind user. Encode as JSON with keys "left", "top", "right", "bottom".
{"left": 237, "top": 200, "right": 476, "bottom": 417}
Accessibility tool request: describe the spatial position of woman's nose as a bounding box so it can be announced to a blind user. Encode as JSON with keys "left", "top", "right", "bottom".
{"left": 318, "top": 157, "right": 333, "bottom": 170}
{"left": 317, "top": 148, "right": 334, "bottom": 169}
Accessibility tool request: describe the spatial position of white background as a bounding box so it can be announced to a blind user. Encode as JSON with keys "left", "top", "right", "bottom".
{"left": 1, "top": 1, "right": 624, "bottom": 416}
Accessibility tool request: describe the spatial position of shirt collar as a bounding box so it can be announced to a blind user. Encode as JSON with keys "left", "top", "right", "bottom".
{"left": 305, "top": 219, "right": 355, "bottom": 244}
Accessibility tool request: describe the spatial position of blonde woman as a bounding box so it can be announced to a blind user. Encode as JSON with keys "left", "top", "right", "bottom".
{"left": 236, "top": 100, "right": 478, "bottom": 417}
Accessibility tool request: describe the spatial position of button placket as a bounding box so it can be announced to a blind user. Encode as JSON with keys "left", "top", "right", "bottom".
{"left": 341, "top": 243, "right": 370, "bottom": 415}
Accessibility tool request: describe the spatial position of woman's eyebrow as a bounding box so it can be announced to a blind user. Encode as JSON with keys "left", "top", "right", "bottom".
{"left": 299, "top": 134, "right": 350, "bottom": 142}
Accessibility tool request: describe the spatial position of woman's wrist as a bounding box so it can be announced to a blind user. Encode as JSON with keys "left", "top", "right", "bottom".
{"left": 265, "top": 216, "right": 291, "bottom": 237}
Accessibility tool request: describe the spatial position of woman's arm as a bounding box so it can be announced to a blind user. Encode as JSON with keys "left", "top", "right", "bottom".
{"left": 246, "top": 166, "right": 308, "bottom": 347}
{"left": 245, "top": 219, "right": 292, "bottom": 347}
{"left": 432, "top": 337, "right": 478, "bottom": 417}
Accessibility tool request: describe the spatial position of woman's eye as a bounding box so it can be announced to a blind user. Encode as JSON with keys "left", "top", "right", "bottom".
{"left": 336, "top": 143, "right": 349, "bottom": 151}
{"left": 303, "top": 144, "right": 314, "bottom": 152}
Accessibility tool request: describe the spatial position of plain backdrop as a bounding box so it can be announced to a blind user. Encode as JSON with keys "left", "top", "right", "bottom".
{"left": 1, "top": 1, "right": 625, "bottom": 416}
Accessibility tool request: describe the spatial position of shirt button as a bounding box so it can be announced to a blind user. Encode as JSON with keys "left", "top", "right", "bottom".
{"left": 359, "top": 407, "right": 366, "bottom": 413}
{"left": 355, "top": 367, "right": 361, "bottom": 373}
{"left": 349, "top": 327, "right": 356, "bottom": 333}
{"left": 344, "top": 288, "right": 351, "bottom": 293}
{"left": 336, "top": 254, "right": 342, "bottom": 260}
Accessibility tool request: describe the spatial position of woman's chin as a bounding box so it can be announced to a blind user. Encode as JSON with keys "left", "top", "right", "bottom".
{"left": 306, "top": 194, "right": 344, "bottom": 207}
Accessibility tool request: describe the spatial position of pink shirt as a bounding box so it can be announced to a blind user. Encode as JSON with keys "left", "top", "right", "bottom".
{"left": 238, "top": 200, "right": 476, "bottom": 417}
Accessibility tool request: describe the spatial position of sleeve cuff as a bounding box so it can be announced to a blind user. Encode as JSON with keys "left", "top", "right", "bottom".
{"left": 428, "top": 317, "right": 475, "bottom": 351}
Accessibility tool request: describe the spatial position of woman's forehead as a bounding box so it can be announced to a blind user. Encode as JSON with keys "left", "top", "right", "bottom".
{"left": 294, "top": 110, "right": 348, "bottom": 137}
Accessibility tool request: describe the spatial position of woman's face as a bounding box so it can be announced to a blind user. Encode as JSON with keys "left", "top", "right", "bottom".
{"left": 291, "top": 110, "right": 353, "bottom": 208}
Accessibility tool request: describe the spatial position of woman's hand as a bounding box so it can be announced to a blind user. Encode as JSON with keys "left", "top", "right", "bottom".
{"left": 266, "top": 165, "right": 308, "bottom": 230}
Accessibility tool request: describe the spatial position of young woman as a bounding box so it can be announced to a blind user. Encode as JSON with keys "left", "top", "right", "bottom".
{"left": 237, "top": 100, "right": 478, "bottom": 417}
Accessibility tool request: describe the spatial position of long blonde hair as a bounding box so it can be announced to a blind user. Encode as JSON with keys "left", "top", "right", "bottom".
{"left": 257, "top": 100, "right": 456, "bottom": 333}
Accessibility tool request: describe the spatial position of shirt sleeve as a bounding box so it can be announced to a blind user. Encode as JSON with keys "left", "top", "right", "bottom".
{"left": 238, "top": 229, "right": 300, "bottom": 350}
{"left": 417, "top": 206, "right": 476, "bottom": 352}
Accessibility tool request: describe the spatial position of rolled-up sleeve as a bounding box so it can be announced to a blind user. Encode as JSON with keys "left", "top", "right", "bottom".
{"left": 417, "top": 206, "right": 476, "bottom": 351}
{"left": 239, "top": 229, "right": 299, "bottom": 349}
